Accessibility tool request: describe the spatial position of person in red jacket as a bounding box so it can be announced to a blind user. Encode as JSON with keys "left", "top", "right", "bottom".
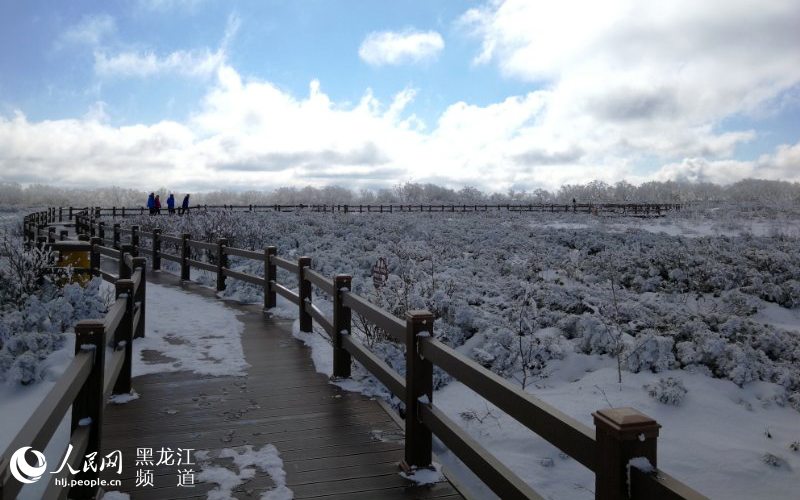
{"left": 154, "top": 195, "right": 162, "bottom": 215}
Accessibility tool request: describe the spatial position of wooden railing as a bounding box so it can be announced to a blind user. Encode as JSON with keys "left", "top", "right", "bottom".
{"left": 2, "top": 217, "right": 146, "bottom": 500}
{"left": 26, "top": 202, "right": 682, "bottom": 229}
{"left": 62, "top": 209, "right": 707, "bottom": 500}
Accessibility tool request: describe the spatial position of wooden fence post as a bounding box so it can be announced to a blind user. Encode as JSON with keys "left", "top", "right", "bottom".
{"left": 58, "top": 206, "right": 62, "bottom": 222}
{"left": 113, "top": 223, "right": 120, "bottom": 249}
{"left": 593, "top": 407, "right": 661, "bottom": 500}
{"left": 298, "top": 256, "right": 312, "bottom": 332}
{"left": 403, "top": 310, "right": 434, "bottom": 471}
{"left": 332, "top": 274, "right": 352, "bottom": 378}
{"left": 89, "top": 237, "right": 101, "bottom": 276}
{"left": 114, "top": 279, "right": 134, "bottom": 394}
{"left": 48, "top": 227, "right": 56, "bottom": 243}
{"left": 71, "top": 320, "right": 105, "bottom": 499}
{"left": 152, "top": 229, "right": 161, "bottom": 270}
{"left": 217, "top": 238, "right": 228, "bottom": 291}
{"left": 181, "top": 233, "right": 190, "bottom": 281}
{"left": 133, "top": 257, "right": 147, "bottom": 339}
{"left": 97, "top": 221, "right": 105, "bottom": 243}
{"left": 69, "top": 206, "right": 73, "bottom": 220}
{"left": 119, "top": 244, "right": 133, "bottom": 280}
{"left": 131, "top": 225, "right": 139, "bottom": 255}
{"left": 112, "top": 206, "right": 116, "bottom": 218}
{"left": 264, "top": 246, "right": 277, "bottom": 312}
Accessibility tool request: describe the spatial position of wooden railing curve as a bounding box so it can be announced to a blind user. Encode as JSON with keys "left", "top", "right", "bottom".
{"left": 2, "top": 210, "right": 145, "bottom": 499}
{"left": 13, "top": 207, "right": 706, "bottom": 500}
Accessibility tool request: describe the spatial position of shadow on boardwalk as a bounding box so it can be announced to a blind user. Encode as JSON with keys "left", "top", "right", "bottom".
{"left": 101, "top": 270, "right": 462, "bottom": 499}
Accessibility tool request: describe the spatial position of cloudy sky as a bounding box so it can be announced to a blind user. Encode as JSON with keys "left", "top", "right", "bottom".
{"left": 1, "top": 0, "right": 798, "bottom": 193}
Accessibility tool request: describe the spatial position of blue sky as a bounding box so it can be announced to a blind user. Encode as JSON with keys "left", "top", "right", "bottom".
{"left": 1, "top": 1, "right": 530, "bottom": 125}
{"left": 0, "top": 0, "right": 798, "bottom": 192}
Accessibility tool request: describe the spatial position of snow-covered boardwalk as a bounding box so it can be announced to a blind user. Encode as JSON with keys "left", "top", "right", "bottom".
{"left": 100, "top": 271, "right": 462, "bottom": 500}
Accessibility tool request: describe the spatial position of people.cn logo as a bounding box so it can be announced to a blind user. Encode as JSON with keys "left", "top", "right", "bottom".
{"left": 9, "top": 447, "right": 47, "bottom": 484}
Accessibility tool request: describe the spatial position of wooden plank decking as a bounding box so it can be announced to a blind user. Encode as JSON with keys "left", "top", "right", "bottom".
{"left": 100, "top": 270, "right": 462, "bottom": 499}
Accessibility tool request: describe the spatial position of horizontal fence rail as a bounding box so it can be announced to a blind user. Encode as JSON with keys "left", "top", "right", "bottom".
{"left": 36, "top": 207, "right": 707, "bottom": 500}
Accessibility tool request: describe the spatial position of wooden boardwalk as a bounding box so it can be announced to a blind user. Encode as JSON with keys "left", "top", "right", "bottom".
{"left": 100, "top": 270, "right": 462, "bottom": 499}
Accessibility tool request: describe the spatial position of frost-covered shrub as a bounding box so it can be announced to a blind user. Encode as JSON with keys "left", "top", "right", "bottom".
{"left": 0, "top": 233, "right": 56, "bottom": 307}
{"left": 108, "top": 209, "right": 800, "bottom": 397}
{"left": 626, "top": 333, "right": 676, "bottom": 373}
{"left": 789, "top": 392, "right": 800, "bottom": 412}
{"left": 1, "top": 228, "right": 107, "bottom": 385}
{"left": 644, "top": 377, "right": 687, "bottom": 406}
{"left": 0, "top": 349, "right": 13, "bottom": 374}
{"left": 721, "top": 289, "right": 760, "bottom": 316}
{"left": 8, "top": 351, "right": 40, "bottom": 385}
{"left": 576, "top": 316, "right": 616, "bottom": 355}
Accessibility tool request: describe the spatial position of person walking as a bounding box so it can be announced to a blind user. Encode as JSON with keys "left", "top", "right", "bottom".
{"left": 181, "top": 194, "right": 190, "bottom": 215}
{"left": 154, "top": 194, "right": 162, "bottom": 215}
{"left": 167, "top": 193, "right": 175, "bottom": 214}
{"left": 147, "top": 193, "right": 155, "bottom": 215}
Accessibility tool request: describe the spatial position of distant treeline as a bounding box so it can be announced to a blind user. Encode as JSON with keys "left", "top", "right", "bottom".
{"left": 1, "top": 179, "right": 799, "bottom": 207}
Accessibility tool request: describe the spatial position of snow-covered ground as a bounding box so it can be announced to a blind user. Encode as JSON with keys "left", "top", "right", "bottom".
{"left": 294, "top": 316, "right": 800, "bottom": 499}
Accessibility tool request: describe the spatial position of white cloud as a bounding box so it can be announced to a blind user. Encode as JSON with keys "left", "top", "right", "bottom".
{"left": 93, "top": 13, "right": 238, "bottom": 79}
{"left": 94, "top": 48, "right": 225, "bottom": 78}
{"left": 460, "top": 0, "right": 800, "bottom": 164}
{"left": 137, "top": 0, "right": 206, "bottom": 12}
{"left": 359, "top": 29, "right": 444, "bottom": 66}
{"left": 655, "top": 142, "right": 800, "bottom": 185}
{"left": 83, "top": 101, "right": 110, "bottom": 123}
{"left": 2, "top": 63, "right": 798, "bottom": 193}
{"left": 58, "top": 14, "right": 116, "bottom": 47}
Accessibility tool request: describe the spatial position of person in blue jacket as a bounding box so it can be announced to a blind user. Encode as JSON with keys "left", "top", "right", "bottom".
{"left": 147, "top": 193, "right": 155, "bottom": 215}
{"left": 167, "top": 193, "right": 175, "bottom": 214}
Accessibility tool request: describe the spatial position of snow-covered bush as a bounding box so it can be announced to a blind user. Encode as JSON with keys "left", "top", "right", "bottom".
{"left": 8, "top": 351, "right": 40, "bottom": 385}
{"left": 644, "top": 377, "right": 688, "bottom": 406}
{"left": 0, "top": 232, "right": 55, "bottom": 308}
{"left": 576, "top": 316, "right": 618, "bottom": 355}
{"left": 626, "top": 333, "right": 676, "bottom": 373}
{"left": 1, "top": 228, "right": 108, "bottom": 385}
{"left": 108, "top": 209, "right": 800, "bottom": 401}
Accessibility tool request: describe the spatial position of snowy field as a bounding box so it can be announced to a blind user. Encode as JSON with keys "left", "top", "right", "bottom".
{"left": 2, "top": 205, "right": 800, "bottom": 498}
{"left": 114, "top": 206, "right": 800, "bottom": 499}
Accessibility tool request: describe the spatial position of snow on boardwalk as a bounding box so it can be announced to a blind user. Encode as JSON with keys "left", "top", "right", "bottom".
{"left": 100, "top": 270, "right": 461, "bottom": 500}
{"left": 135, "top": 282, "right": 249, "bottom": 377}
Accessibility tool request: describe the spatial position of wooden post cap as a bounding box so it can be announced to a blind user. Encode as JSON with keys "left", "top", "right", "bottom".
{"left": 593, "top": 407, "right": 661, "bottom": 439}
{"left": 406, "top": 310, "right": 434, "bottom": 322}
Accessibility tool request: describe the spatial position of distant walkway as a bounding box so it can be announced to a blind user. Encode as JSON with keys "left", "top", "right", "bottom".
{"left": 100, "top": 269, "right": 462, "bottom": 499}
